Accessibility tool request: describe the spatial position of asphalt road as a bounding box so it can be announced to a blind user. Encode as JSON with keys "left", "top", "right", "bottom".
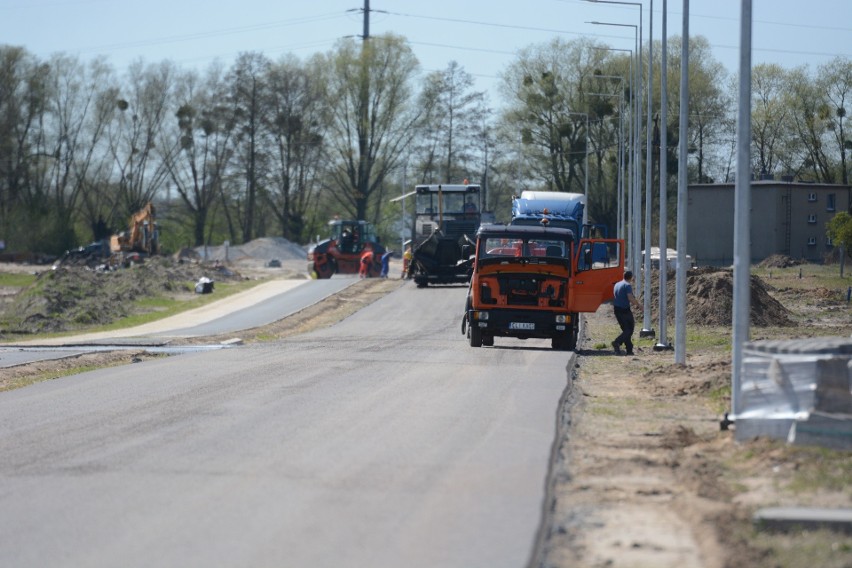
{"left": 0, "top": 282, "right": 572, "bottom": 568}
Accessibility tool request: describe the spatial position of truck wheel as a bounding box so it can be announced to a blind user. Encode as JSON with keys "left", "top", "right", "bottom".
{"left": 482, "top": 334, "right": 494, "bottom": 347}
{"left": 469, "top": 325, "right": 482, "bottom": 348}
{"left": 568, "top": 327, "right": 578, "bottom": 351}
{"left": 551, "top": 335, "right": 571, "bottom": 351}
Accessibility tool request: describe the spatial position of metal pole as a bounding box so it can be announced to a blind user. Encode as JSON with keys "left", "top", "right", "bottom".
{"left": 631, "top": 20, "right": 642, "bottom": 292}
{"left": 641, "top": 0, "right": 655, "bottom": 338}
{"left": 656, "top": 0, "right": 671, "bottom": 350}
{"left": 731, "top": 0, "right": 753, "bottom": 420}
{"left": 568, "top": 111, "right": 591, "bottom": 225}
{"left": 586, "top": 74, "right": 625, "bottom": 238}
{"left": 583, "top": 0, "right": 643, "bottom": 274}
{"left": 401, "top": 163, "right": 407, "bottom": 254}
{"left": 618, "top": 94, "right": 624, "bottom": 239}
{"left": 675, "top": 0, "right": 689, "bottom": 364}
{"left": 592, "top": 47, "right": 633, "bottom": 247}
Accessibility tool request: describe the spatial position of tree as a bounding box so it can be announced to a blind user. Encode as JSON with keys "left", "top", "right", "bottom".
{"left": 665, "top": 36, "right": 730, "bottom": 184}
{"left": 826, "top": 211, "right": 852, "bottom": 276}
{"left": 414, "top": 61, "right": 487, "bottom": 184}
{"left": 46, "top": 56, "right": 117, "bottom": 250}
{"left": 0, "top": 46, "right": 50, "bottom": 251}
{"left": 785, "top": 67, "right": 834, "bottom": 183}
{"left": 264, "top": 55, "right": 325, "bottom": 243}
{"left": 751, "top": 64, "right": 794, "bottom": 179}
{"left": 109, "top": 60, "right": 175, "bottom": 219}
{"left": 162, "top": 64, "right": 236, "bottom": 247}
{"left": 500, "top": 38, "right": 597, "bottom": 194}
{"left": 819, "top": 57, "right": 852, "bottom": 185}
{"left": 225, "top": 52, "right": 273, "bottom": 243}
{"left": 318, "top": 35, "right": 421, "bottom": 222}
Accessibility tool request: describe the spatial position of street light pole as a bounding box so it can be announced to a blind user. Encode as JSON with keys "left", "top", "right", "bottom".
{"left": 675, "top": 0, "right": 690, "bottom": 364}
{"left": 655, "top": 0, "right": 671, "bottom": 351}
{"left": 585, "top": 0, "right": 646, "bottom": 302}
{"left": 592, "top": 47, "right": 634, "bottom": 252}
{"left": 585, "top": 73, "right": 624, "bottom": 238}
{"left": 589, "top": 21, "right": 640, "bottom": 277}
{"left": 641, "top": 0, "right": 656, "bottom": 339}
{"left": 567, "top": 112, "right": 590, "bottom": 226}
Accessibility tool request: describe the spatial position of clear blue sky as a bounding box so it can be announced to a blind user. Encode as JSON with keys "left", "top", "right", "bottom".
{"left": 1, "top": 0, "right": 850, "bottom": 103}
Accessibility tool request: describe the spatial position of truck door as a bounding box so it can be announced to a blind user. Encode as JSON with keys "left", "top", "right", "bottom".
{"left": 568, "top": 239, "right": 625, "bottom": 313}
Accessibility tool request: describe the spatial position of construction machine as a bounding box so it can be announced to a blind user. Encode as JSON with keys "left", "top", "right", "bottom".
{"left": 53, "top": 202, "right": 159, "bottom": 268}
{"left": 307, "top": 219, "right": 386, "bottom": 278}
{"left": 406, "top": 183, "right": 481, "bottom": 287}
{"left": 110, "top": 202, "right": 159, "bottom": 257}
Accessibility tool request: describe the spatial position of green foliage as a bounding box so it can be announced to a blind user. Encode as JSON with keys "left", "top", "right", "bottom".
{"left": 0, "top": 272, "right": 37, "bottom": 288}
{"left": 826, "top": 211, "right": 852, "bottom": 250}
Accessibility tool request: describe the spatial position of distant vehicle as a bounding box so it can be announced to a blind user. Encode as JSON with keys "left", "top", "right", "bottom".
{"left": 464, "top": 223, "right": 624, "bottom": 350}
{"left": 307, "top": 219, "right": 385, "bottom": 278}
{"left": 511, "top": 191, "right": 585, "bottom": 236}
{"left": 267, "top": 259, "right": 282, "bottom": 268}
{"left": 406, "top": 183, "right": 481, "bottom": 287}
{"left": 511, "top": 190, "right": 610, "bottom": 262}
{"left": 54, "top": 202, "right": 159, "bottom": 269}
{"left": 110, "top": 202, "right": 159, "bottom": 257}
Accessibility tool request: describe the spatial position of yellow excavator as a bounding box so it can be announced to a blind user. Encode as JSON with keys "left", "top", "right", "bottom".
{"left": 110, "top": 202, "right": 159, "bottom": 256}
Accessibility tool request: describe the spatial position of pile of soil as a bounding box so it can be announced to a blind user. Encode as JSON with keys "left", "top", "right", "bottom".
{"left": 649, "top": 268, "right": 794, "bottom": 327}
{"left": 757, "top": 254, "right": 806, "bottom": 268}
{"left": 0, "top": 258, "right": 241, "bottom": 335}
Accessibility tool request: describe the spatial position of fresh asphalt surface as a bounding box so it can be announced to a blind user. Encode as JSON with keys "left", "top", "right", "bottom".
{"left": 0, "top": 277, "right": 356, "bottom": 367}
{"left": 0, "top": 280, "right": 574, "bottom": 567}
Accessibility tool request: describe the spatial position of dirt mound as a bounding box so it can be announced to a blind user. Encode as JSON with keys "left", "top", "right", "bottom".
{"left": 757, "top": 254, "right": 805, "bottom": 268}
{"left": 650, "top": 268, "right": 793, "bottom": 327}
{"left": 196, "top": 237, "right": 306, "bottom": 262}
{"left": 1, "top": 258, "right": 241, "bottom": 335}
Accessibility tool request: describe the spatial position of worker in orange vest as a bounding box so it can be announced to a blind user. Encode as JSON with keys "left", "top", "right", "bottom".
{"left": 359, "top": 249, "right": 374, "bottom": 278}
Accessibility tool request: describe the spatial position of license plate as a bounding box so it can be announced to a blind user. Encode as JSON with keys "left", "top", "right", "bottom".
{"left": 509, "top": 322, "right": 535, "bottom": 330}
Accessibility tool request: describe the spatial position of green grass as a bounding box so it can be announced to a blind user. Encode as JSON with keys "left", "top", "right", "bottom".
{"left": 3, "top": 277, "right": 266, "bottom": 341}
{"left": 754, "top": 264, "right": 852, "bottom": 290}
{"left": 84, "top": 278, "right": 263, "bottom": 332}
{"left": 750, "top": 529, "right": 852, "bottom": 568}
{"left": 785, "top": 446, "right": 852, "bottom": 495}
{"left": 0, "top": 272, "right": 38, "bottom": 288}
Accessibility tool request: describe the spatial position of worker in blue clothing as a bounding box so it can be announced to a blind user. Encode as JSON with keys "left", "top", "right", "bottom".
{"left": 611, "top": 270, "right": 643, "bottom": 355}
{"left": 380, "top": 250, "right": 393, "bottom": 278}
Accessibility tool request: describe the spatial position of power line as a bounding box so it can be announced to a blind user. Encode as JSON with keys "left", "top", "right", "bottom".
{"left": 73, "top": 12, "right": 346, "bottom": 54}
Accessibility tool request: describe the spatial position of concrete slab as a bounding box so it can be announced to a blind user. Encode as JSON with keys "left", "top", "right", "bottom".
{"left": 754, "top": 507, "right": 852, "bottom": 534}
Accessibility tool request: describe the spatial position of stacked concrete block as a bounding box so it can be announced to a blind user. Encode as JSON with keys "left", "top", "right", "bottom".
{"left": 735, "top": 337, "right": 852, "bottom": 450}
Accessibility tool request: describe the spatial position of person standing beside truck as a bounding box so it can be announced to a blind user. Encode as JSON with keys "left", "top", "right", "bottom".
{"left": 612, "top": 270, "right": 642, "bottom": 355}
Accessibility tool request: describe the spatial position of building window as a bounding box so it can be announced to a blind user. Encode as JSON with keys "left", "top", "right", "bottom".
{"left": 827, "top": 193, "right": 836, "bottom": 211}
{"left": 827, "top": 236, "right": 834, "bottom": 246}
{"left": 808, "top": 192, "right": 817, "bottom": 202}
{"left": 807, "top": 237, "right": 817, "bottom": 246}
{"left": 808, "top": 214, "right": 817, "bottom": 224}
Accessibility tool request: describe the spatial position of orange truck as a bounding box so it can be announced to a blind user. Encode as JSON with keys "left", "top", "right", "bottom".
{"left": 464, "top": 223, "right": 624, "bottom": 350}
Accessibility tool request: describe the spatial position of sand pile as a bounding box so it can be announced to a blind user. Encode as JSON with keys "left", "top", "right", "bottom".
{"left": 195, "top": 237, "right": 307, "bottom": 263}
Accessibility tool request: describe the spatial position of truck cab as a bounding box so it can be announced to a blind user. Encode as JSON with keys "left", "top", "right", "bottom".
{"left": 465, "top": 223, "right": 624, "bottom": 350}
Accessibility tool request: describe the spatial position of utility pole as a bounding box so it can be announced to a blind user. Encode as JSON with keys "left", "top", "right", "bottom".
{"left": 356, "top": 0, "right": 370, "bottom": 219}
{"left": 363, "top": 0, "right": 370, "bottom": 39}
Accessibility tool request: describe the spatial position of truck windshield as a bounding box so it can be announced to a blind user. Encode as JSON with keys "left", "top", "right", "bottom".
{"left": 416, "top": 192, "right": 478, "bottom": 215}
{"left": 479, "top": 237, "right": 569, "bottom": 260}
